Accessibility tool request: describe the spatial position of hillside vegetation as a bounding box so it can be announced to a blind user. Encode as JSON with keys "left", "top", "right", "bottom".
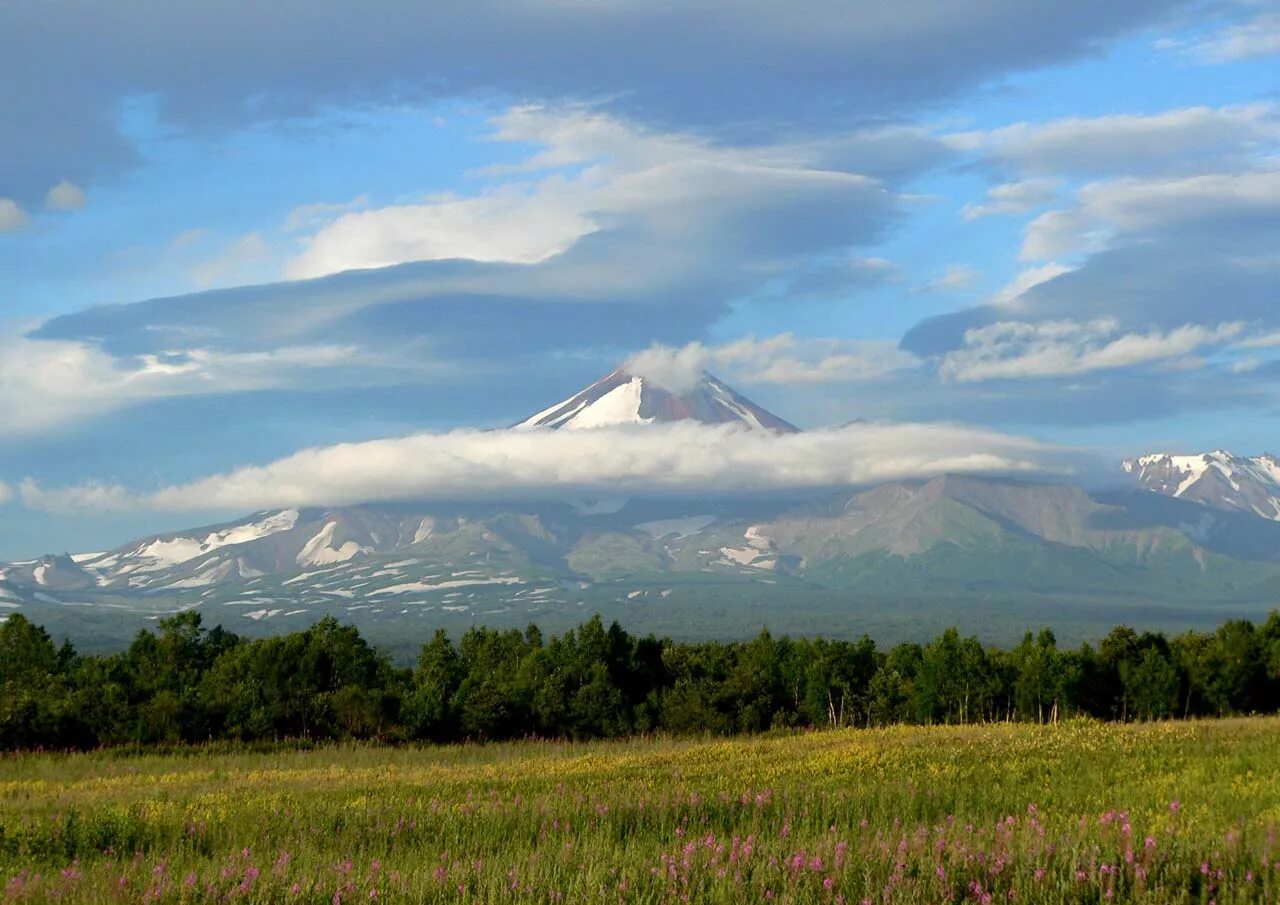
{"left": 4, "top": 610, "right": 1280, "bottom": 749}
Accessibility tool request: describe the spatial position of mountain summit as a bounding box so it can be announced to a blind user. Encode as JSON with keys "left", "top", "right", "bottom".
{"left": 1123, "top": 450, "right": 1280, "bottom": 520}
{"left": 514, "top": 367, "right": 800, "bottom": 433}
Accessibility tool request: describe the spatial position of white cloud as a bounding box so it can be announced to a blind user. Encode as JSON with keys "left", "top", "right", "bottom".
{"left": 626, "top": 335, "right": 918, "bottom": 389}
{"left": 44, "top": 180, "right": 86, "bottom": 211}
{"left": 282, "top": 195, "right": 370, "bottom": 233}
{"left": 0, "top": 327, "right": 362, "bottom": 435}
{"left": 1191, "top": 12, "right": 1280, "bottom": 63}
{"left": 285, "top": 186, "right": 595, "bottom": 279}
{"left": 19, "top": 479, "right": 130, "bottom": 513}
{"left": 990, "top": 263, "right": 1073, "bottom": 306}
{"left": 923, "top": 264, "right": 981, "bottom": 292}
{"left": 0, "top": 198, "right": 28, "bottom": 233}
{"left": 170, "top": 228, "right": 209, "bottom": 249}
{"left": 1022, "top": 169, "right": 1280, "bottom": 259}
{"left": 952, "top": 104, "right": 1279, "bottom": 176}
{"left": 31, "top": 104, "right": 907, "bottom": 382}
{"left": 0, "top": 481, "right": 11, "bottom": 506}
{"left": 487, "top": 105, "right": 711, "bottom": 174}
{"left": 961, "top": 178, "right": 1059, "bottom": 219}
{"left": 721, "top": 336, "right": 918, "bottom": 384}
{"left": 624, "top": 343, "right": 713, "bottom": 393}
{"left": 284, "top": 107, "right": 892, "bottom": 282}
{"left": 940, "top": 319, "right": 1245, "bottom": 382}
{"left": 20, "top": 421, "right": 1064, "bottom": 513}
{"left": 853, "top": 257, "right": 898, "bottom": 274}
{"left": 1238, "top": 330, "right": 1280, "bottom": 349}
{"left": 190, "top": 232, "right": 274, "bottom": 288}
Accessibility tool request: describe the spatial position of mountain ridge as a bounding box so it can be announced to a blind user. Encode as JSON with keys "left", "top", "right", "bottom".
{"left": 5, "top": 473, "right": 1280, "bottom": 652}
{"left": 1123, "top": 450, "right": 1280, "bottom": 521}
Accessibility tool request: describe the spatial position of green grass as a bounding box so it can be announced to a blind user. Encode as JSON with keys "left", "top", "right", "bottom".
{"left": 3, "top": 719, "right": 1280, "bottom": 902}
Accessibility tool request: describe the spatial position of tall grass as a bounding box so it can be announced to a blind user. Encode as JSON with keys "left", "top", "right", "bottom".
{"left": 2, "top": 719, "right": 1278, "bottom": 902}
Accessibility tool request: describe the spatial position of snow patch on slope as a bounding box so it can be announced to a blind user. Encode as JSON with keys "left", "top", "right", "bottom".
{"left": 88, "top": 510, "right": 301, "bottom": 575}
{"left": 561, "top": 378, "right": 650, "bottom": 429}
{"left": 208, "top": 509, "right": 301, "bottom": 547}
{"left": 296, "top": 522, "right": 370, "bottom": 567}
{"left": 369, "top": 576, "right": 524, "bottom": 595}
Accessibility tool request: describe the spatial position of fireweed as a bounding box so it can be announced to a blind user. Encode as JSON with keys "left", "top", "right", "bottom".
{"left": 2, "top": 719, "right": 1279, "bottom": 903}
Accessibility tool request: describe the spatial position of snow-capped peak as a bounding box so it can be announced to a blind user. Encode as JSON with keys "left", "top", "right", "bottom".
{"left": 1123, "top": 450, "right": 1280, "bottom": 521}
{"left": 514, "top": 367, "right": 800, "bottom": 433}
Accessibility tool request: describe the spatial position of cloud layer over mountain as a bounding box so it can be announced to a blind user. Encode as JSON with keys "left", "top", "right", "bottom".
{"left": 21, "top": 421, "right": 1066, "bottom": 513}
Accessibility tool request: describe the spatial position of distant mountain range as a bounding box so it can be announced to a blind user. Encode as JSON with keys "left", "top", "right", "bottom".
{"left": 1124, "top": 450, "right": 1280, "bottom": 521}
{"left": 3, "top": 370, "right": 1278, "bottom": 654}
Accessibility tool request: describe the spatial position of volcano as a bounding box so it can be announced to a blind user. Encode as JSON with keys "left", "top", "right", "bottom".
{"left": 514, "top": 368, "right": 800, "bottom": 433}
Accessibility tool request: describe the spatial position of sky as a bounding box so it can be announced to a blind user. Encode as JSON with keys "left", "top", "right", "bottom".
{"left": 0, "top": 0, "right": 1278, "bottom": 558}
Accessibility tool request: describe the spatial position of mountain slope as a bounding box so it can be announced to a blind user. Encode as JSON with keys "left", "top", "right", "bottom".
{"left": 514, "top": 367, "right": 800, "bottom": 432}
{"left": 5, "top": 475, "right": 1280, "bottom": 653}
{"left": 1123, "top": 450, "right": 1280, "bottom": 520}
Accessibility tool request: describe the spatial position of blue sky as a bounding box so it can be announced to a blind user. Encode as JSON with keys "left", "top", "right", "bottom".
{"left": 0, "top": 0, "right": 1278, "bottom": 558}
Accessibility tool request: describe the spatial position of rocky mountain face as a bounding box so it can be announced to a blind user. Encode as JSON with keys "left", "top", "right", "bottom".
{"left": 513, "top": 367, "right": 799, "bottom": 432}
{"left": 0, "top": 553, "right": 96, "bottom": 592}
{"left": 1123, "top": 450, "right": 1280, "bottom": 521}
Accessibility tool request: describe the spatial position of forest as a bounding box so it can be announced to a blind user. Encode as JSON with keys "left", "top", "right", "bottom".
{"left": 2, "top": 609, "right": 1280, "bottom": 750}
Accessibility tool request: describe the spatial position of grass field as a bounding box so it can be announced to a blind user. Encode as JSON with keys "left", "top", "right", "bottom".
{"left": 3, "top": 719, "right": 1280, "bottom": 903}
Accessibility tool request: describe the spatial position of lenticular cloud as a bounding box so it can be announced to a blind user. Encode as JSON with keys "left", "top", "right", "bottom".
{"left": 20, "top": 421, "right": 1068, "bottom": 514}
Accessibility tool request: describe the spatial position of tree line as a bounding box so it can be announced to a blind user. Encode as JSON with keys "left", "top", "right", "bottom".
{"left": 2, "top": 610, "right": 1280, "bottom": 749}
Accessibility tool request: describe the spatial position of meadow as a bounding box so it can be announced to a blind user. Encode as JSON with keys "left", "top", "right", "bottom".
{"left": 2, "top": 718, "right": 1280, "bottom": 903}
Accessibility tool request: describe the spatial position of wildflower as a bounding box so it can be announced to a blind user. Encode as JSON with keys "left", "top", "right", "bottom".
{"left": 239, "top": 866, "right": 260, "bottom": 894}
